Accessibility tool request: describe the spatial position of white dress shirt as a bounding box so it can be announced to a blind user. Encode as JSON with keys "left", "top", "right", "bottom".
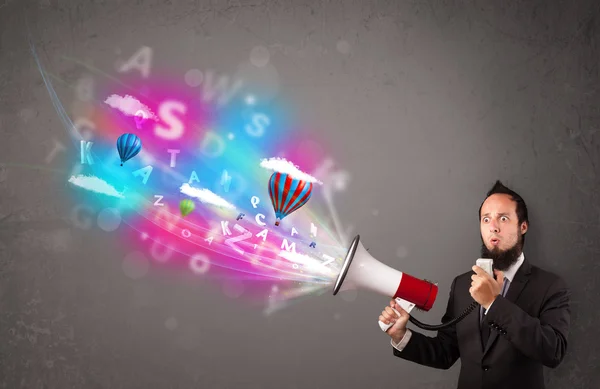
{"left": 391, "top": 253, "right": 525, "bottom": 351}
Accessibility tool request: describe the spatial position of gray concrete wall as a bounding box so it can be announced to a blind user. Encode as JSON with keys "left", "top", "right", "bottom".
{"left": 1, "top": 1, "right": 599, "bottom": 388}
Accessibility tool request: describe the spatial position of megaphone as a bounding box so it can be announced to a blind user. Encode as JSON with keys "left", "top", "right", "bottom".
{"left": 333, "top": 235, "right": 478, "bottom": 331}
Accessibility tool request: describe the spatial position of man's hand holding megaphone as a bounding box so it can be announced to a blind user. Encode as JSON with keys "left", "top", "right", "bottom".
{"left": 379, "top": 299, "right": 411, "bottom": 344}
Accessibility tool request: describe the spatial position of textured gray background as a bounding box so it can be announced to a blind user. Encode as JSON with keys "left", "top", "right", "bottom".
{"left": 1, "top": 0, "right": 600, "bottom": 388}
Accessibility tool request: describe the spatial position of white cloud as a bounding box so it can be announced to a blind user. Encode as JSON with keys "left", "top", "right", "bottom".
{"left": 259, "top": 157, "right": 323, "bottom": 184}
{"left": 104, "top": 94, "right": 158, "bottom": 121}
{"left": 179, "top": 183, "right": 236, "bottom": 210}
{"left": 68, "top": 175, "right": 125, "bottom": 198}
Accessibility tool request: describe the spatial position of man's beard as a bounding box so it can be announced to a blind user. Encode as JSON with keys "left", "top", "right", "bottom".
{"left": 480, "top": 233, "right": 523, "bottom": 271}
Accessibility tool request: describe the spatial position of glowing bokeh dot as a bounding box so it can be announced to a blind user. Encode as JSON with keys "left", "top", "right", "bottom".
{"left": 336, "top": 40, "right": 351, "bottom": 54}
{"left": 184, "top": 69, "right": 203, "bottom": 87}
{"left": 340, "top": 288, "right": 358, "bottom": 302}
{"left": 250, "top": 46, "right": 270, "bottom": 67}
{"left": 19, "top": 108, "right": 35, "bottom": 123}
{"left": 122, "top": 251, "right": 150, "bottom": 279}
{"left": 189, "top": 253, "right": 210, "bottom": 274}
{"left": 165, "top": 317, "right": 178, "bottom": 331}
{"left": 97, "top": 208, "right": 122, "bottom": 231}
{"left": 333, "top": 172, "right": 350, "bottom": 191}
{"left": 396, "top": 246, "right": 408, "bottom": 258}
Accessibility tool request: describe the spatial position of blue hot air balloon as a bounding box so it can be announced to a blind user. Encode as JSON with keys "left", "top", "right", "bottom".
{"left": 268, "top": 172, "right": 313, "bottom": 226}
{"left": 116, "top": 133, "right": 142, "bottom": 166}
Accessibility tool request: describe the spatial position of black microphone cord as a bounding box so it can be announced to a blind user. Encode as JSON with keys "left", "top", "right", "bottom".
{"left": 407, "top": 301, "right": 479, "bottom": 331}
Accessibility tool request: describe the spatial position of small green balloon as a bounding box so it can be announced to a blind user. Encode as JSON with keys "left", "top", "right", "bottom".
{"left": 180, "top": 199, "right": 195, "bottom": 217}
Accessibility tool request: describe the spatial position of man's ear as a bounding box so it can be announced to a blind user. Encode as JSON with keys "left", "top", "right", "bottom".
{"left": 521, "top": 222, "right": 528, "bottom": 235}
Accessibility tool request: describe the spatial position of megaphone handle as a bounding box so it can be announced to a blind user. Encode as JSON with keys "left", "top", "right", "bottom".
{"left": 378, "top": 298, "right": 416, "bottom": 332}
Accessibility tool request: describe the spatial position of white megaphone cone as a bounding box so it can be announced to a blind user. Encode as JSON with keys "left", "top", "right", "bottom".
{"left": 333, "top": 235, "right": 438, "bottom": 332}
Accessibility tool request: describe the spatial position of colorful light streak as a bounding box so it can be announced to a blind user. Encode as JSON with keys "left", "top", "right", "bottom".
{"left": 31, "top": 41, "right": 352, "bottom": 313}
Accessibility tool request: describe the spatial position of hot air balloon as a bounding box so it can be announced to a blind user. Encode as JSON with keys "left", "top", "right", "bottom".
{"left": 268, "top": 172, "right": 313, "bottom": 226}
{"left": 180, "top": 199, "right": 195, "bottom": 217}
{"left": 116, "top": 133, "right": 142, "bottom": 166}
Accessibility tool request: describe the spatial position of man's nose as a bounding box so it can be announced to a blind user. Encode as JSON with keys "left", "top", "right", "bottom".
{"left": 489, "top": 221, "right": 500, "bottom": 233}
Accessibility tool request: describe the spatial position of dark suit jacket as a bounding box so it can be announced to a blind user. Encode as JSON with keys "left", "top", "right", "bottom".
{"left": 393, "top": 258, "right": 571, "bottom": 389}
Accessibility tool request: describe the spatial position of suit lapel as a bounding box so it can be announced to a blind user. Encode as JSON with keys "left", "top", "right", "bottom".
{"left": 482, "top": 258, "right": 532, "bottom": 357}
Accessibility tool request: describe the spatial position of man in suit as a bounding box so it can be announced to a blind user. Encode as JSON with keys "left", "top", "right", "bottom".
{"left": 379, "top": 180, "right": 571, "bottom": 389}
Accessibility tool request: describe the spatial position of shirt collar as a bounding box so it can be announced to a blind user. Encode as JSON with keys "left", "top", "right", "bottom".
{"left": 502, "top": 252, "right": 525, "bottom": 282}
